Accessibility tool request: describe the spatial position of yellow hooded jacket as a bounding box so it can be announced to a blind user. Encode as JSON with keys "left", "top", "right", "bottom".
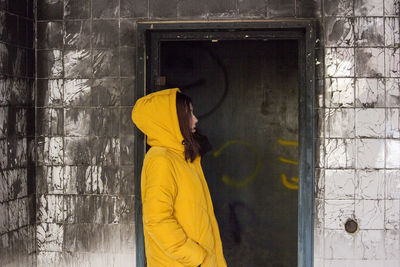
{"left": 132, "top": 88, "right": 227, "bottom": 267}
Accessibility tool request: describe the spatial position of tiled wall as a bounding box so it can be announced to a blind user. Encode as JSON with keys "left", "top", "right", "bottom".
{"left": 316, "top": 0, "right": 400, "bottom": 266}
{"left": 35, "top": 0, "right": 136, "bottom": 265}
{"left": 0, "top": 0, "right": 398, "bottom": 266}
{"left": 0, "top": 0, "right": 36, "bottom": 266}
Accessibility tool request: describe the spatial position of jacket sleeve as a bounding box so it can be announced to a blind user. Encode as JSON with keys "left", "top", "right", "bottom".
{"left": 142, "top": 156, "right": 207, "bottom": 267}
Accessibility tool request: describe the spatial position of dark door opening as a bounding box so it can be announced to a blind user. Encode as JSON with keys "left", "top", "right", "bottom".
{"left": 159, "top": 40, "right": 298, "bottom": 267}
{"left": 136, "top": 21, "right": 315, "bottom": 267}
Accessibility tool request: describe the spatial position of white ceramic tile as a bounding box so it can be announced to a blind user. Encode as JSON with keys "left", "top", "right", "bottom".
{"left": 355, "top": 200, "right": 384, "bottom": 229}
{"left": 18, "top": 197, "right": 28, "bottom": 228}
{"left": 314, "top": 258, "right": 324, "bottom": 267}
{"left": 317, "top": 138, "right": 326, "bottom": 168}
{"left": 325, "top": 169, "right": 355, "bottom": 199}
{"left": 386, "top": 170, "right": 400, "bottom": 199}
{"left": 45, "top": 166, "right": 64, "bottom": 194}
{"left": 325, "top": 48, "right": 355, "bottom": 77}
{"left": 385, "top": 200, "right": 400, "bottom": 230}
{"left": 325, "top": 229, "right": 356, "bottom": 259}
{"left": 324, "top": 259, "right": 352, "bottom": 267}
{"left": 354, "top": 230, "right": 385, "bottom": 259}
{"left": 384, "top": 0, "right": 399, "bottom": 15}
{"left": 316, "top": 198, "right": 325, "bottom": 228}
{"left": 386, "top": 78, "right": 400, "bottom": 107}
{"left": 325, "top": 108, "right": 355, "bottom": 138}
{"left": 50, "top": 50, "right": 63, "bottom": 77}
{"left": 38, "top": 195, "right": 64, "bottom": 223}
{"left": 355, "top": 0, "right": 383, "bottom": 16}
{"left": 46, "top": 79, "right": 63, "bottom": 106}
{"left": 36, "top": 223, "right": 64, "bottom": 252}
{"left": 42, "top": 137, "right": 64, "bottom": 165}
{"left": 314, "top": 228, "right": 324, "bottom": 259}
{"left": 356, "top": 108, "right": 385, "bottom": 137}
{"left": 355, "top": 78, "right": 385, "bottom": 108}
{"left": 37, "top": 251, "right": 63, "bottom": 266}
{"left": 385, "top": 17, "right": 400, "bottom": 46}
{"left": 8, "top": 199, "right": 18, "bottom": 231}
{"left": 64, "top": 108, "right": 91, "bottom": 136}
{"left": 325, "top": 199, "right": 355, "bottom": 229}
{"left": 315, "top": 168, "right": 325, "bottom": 199}
{"left": 386, "top": 140, "right": 400, "bottom": 168}
{"left": 355, "top": 170, "right": 385, "bottom": 199}
{"left": 351, "top": 260, "right": 400, "bottom": 267}
{"left": 355, "top": 48, "right": 385, "bottom": 77}
{"left": 0, "top": 202, "right": 8, "bottom": 233}
{"left": 356, "top": 139, "right": 385, "bottom": 169}
{"left": 326, "top": 139, "right": 355, "bottom": 168}
{"left": 325, "top": 78, "right": 355, "bottom": 107}
{"left": 386, "top": 109, "right": 400, "bottom": 138}
{"left": 0, "top": 107, "right": 7, "bottom": 138}
{"left": 354, "top": 17, "right": 384, "bottom": 46}
{"left": 384, "top": 230, "right": 400, "bottom": 259}
{"left": 63, "top": 78, "right": 90, "bottom": 106}
{"left": 325, "top": 17, "right": 354, "bottom": 47}
{"left": 385, "top": 48, "right": 400, "bottom": 77}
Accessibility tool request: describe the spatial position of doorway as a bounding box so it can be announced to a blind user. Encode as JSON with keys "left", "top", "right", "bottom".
{"left": 135, "top": 21, "right": 315, "bottom": 267}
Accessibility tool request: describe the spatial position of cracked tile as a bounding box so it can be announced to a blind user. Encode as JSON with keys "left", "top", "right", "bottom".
{"left": 325, "top": 48, "right": 355, "bottom": 77}
{"left": 325, "top": 138, "right": 355, "bottom": 168}
{"left": 355, "top": 200, "right": 384, "bottom": 229}
{"left": 385, "top": 200, "right": 400, "bottom": 229}
{"left": 38, "top": 195, "right": 64, "bottom": 223}
{"left": 386, "top": 78, "right": 400, "bottom": 107}
{"left": 386, "top": 140, "right": 400, "bottom": 168}
{"left": 37, "top": 223, "right": 63, "bottom": 252}
{"left": 325, "top": 229, "right": 356, "bottom": 259}
{"left": 355, "top": 48, "right": 384, "bottom": 77}
{"left": 325, "top": 199, "right": 355, "bottom": 229}
{"left": 325, "top": 169, "right": 355, "bottom": 199}
{"left": 356, "top": 139, "right": 385, "bottom": 169}
{"left": 355, "top": 0, "right": 383, "bottom": 16}
{"left": 385, "top": 48, "right": 400, "bottom": 77}
{"left": 64, "top": 108, "right": 91, "bottom": 136}
{"left": 64, "top": 79, "right": 90, "bottom": 106}
{"left": 354, "top": 230, "right": 385, "bottom": 259}
{"left": 385, "top": 17, "right": 400, "bottom": 47}
{"left": 356, "top": 108, "right": 385, "bottom": 137}
{"left": 355, "top": 170, "right": 384, "bottom": 200}
{"left": 64, "top": 50, "right": 92, "bottom": 78}
{"left": 37, "top": 79, "right": 63, "bottom": 107}
{"left": 386, "top": 109, "right": 400, "bottom": 138}
{"left": 324, "top": 0, "right": 353, "bottom": 16}
{"left": 355, "top": 78, "right": 385, "bottom": 108}
{"left": 325, "top": 17, "right": 354, "bottom": 47}
{"left": 354, "top": 17, "right": 384, "bottom": 46}
{"left": 385, "top": 170, "right": 400, "bottom": 199}
{"left": 325, "top": 78, "right": 354, "bottom": 107}
{"left": 325, "top": 108, "right": 355, "bottom": 138}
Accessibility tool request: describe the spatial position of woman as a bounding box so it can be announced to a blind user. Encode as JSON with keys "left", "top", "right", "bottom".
{"left": 132, "top": 88, "right": 227, "bottom": 267}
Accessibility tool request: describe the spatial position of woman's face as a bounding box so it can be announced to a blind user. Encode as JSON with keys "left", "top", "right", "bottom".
{"left": 189, "top": 104, "right": 198, "bottom": 133}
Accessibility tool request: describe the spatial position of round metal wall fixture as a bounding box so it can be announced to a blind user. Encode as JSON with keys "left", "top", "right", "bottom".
{"left": 345, "top": 219, "right": 359, "bottom": 234}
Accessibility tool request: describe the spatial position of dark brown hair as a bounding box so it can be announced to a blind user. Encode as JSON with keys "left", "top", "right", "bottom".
{"left": 176, "top": 92, "right": 211, "bottom": 162}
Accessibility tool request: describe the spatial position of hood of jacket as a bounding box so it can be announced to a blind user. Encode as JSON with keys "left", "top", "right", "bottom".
{"left": 131, "top": 88, "right": 184, "bottom": 153}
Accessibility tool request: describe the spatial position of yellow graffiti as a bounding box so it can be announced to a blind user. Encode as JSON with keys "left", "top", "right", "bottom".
{"left": 277, "top": 139, "right": 298, "bottom": 147}
{"left": 278, "top": 139, "right": 299, "bottom": 191}
{"left": 213, "top": 140, "right": 262, "bottom": 188}
{"left": 279, "top": 157, "right": 299, "bottom": 165}
{"left": 281, "top": 173, "right": 299, "bottom": 190}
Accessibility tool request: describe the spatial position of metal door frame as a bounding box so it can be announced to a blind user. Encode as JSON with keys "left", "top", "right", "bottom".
{"left": 135, "top": 20, "right": 316, "bottom": 267}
